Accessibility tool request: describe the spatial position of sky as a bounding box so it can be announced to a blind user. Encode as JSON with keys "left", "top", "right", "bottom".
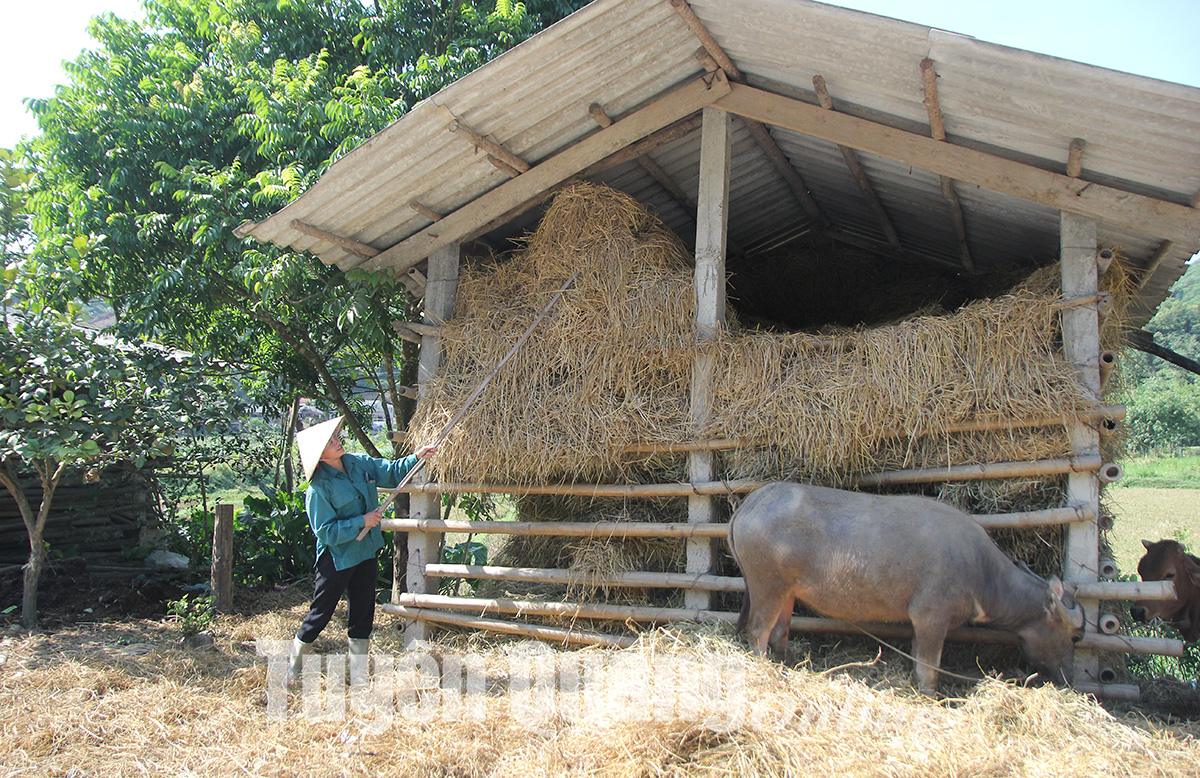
{"left": 1, "top": 0, "right": 1199, "bottom": 150}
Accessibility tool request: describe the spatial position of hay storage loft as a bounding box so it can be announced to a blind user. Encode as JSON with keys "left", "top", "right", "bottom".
{"left": 236, "top": 0, "right": 1200, "bottom": 699}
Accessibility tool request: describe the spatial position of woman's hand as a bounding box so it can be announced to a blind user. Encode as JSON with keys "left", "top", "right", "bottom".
{"left": 363, "top": 509, "right": 384, "bottom": 529}
{"left": 414, "top": 443, "right": 438, "bottom": 460}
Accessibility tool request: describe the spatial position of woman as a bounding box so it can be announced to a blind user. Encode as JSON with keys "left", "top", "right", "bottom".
{"left": 288, "top": 416, "right": 436, "bottom": 678}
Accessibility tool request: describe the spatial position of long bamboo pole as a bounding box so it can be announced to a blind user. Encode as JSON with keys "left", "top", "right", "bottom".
{"left": 423, "top": 564, "right": 745, "bottom": 592}
{"left": 358, "top": 271, "right": 579, "bottom": 542}
{"left": 621, "top": 405, "right": 1126, "bottom": 453}
{"left": 380, "top": 518, "right": 731, "bottom": 538}
{"left": 390, "top": 594, "right": 1180, "bottom": 656}
{"left": 380, "top": 604, "right": 634, "bottom": 648}
{"left": 393, "top": 456, "right": 1103, "bottom": 497}
{"left": 379, "top": 506, "right": 1093, "bottom": 537}
{"left": 1074, "top": 581, "right": 1175, "bottom": 600}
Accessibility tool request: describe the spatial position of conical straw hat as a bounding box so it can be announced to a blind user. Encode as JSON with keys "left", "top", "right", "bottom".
{"left": 296, "top": 416, "right": 344, "bottom": 482}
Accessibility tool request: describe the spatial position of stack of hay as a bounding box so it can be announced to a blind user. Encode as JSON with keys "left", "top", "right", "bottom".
{"left": 408, "top": 183, "right": 1119, "bottom": 489}
{"left": 404, "top": 182, "right": 1127, "bottom": 622}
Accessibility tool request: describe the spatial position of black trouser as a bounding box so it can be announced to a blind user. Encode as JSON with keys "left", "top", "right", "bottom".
{"left": 297, "top": 551, "right": 377, "bottom": 643}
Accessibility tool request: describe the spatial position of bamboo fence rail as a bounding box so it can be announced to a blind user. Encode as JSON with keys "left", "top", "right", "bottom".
{"left": 389, "top": 594, "right": 1182, "bottom": 656}
{"left": 379, "top": 506, "right": 1094, "bottom": 537}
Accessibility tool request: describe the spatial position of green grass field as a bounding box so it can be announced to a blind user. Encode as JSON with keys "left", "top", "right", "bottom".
{"left": 1108, "top": 455, "right": 1200, "bottom": 573}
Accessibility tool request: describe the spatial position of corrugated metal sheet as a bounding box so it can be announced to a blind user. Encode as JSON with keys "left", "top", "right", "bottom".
{"left": 237, "top": 0, "right": 1200, "bottom": 326}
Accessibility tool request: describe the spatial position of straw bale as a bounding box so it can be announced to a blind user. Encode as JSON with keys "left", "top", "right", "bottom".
{"left": 408, "top": 183, "right": 1117, "bottom": 490}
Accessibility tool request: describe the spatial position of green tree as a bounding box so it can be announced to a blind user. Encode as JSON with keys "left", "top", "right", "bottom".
{"left": 20, "top": 0, "right": 588, "bottom": 452}
{"left": 1124, "top": 261, "right": 1200, "bottom": 449}
{"left": 0, "top": 310, "right": 239, "bottom": 627}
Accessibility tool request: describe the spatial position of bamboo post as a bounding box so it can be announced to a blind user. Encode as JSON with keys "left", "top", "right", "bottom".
{"left": 686, "top": 105, "right": 731, "bottom": 611}
{"left": 210, "top": 503, "right": 234, "bottom": 613}
{"left": 404, "top": 242, "right": 458, "bottom": 646}
{"left": 1061, "top": 212, "right": 1102, "bottom": 690}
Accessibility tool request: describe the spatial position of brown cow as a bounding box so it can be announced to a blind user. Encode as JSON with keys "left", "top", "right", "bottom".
{"left": 1131, "top": 539, "right": 1200, "bottom": 641}
{"left": 728, "top": 482, "right": 1085, "bottom": 694}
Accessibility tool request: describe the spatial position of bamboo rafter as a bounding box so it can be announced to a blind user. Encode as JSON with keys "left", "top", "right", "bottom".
{"left": 919, "top": 58, "right": 974, "bottom": 272}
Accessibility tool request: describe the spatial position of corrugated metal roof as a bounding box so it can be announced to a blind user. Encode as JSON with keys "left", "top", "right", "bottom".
{"left": 236, "top": 0, "right": 1200, "bottom": 326}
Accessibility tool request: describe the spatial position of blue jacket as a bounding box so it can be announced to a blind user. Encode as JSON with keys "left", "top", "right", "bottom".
{"left": 305, "top": 452, "right": 419, "bottom": 571}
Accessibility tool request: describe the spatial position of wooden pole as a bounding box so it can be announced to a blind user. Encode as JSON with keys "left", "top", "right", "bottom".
{"left": 403, "top": 242, "right": 458, "bottom": 645}
{"left": 687, "top": 105, "right": 731, "bottom": 611}
{"left": 1061, "top": 213, "right": 1104, "bottom": 692}
{"left": 381, "top": 604, "right": 634, "bottom": 648}
{"left": 211, "top": 503, "right": 234, "bottom": 613}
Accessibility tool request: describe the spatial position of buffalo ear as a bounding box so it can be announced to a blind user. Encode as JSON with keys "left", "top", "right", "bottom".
{"left": 1143, "top": 539, "right": 1155, "bottom": 551}
{"left": 1047, "top": 576, "right": 1085, "bottom": 630}
{"left": 1181, "top": 554, "right": 1200, "bottom": 587}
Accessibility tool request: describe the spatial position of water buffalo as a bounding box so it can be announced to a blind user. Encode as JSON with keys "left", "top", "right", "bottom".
{"left": 1131, "top": 539, "right": 1200, "bottom": 641}
{"left": 728, "top": 482, "right": 1085, "bottom": 694}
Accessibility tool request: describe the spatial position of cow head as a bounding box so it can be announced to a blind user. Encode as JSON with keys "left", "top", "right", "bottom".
{"left": 1016, "top": 576, "right": 1085, "bottom": 685}
{"left": 1131, "top": 539, "right": 1200, "bottom": 637}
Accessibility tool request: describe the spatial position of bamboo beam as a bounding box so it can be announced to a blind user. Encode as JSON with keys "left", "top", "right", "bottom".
{"left": 389, "top": 594, "right": 1179, "bottom": 658}
{"left": 381, "top": 604, "right": 634, "bottom": 648}
{"left": 714, "top": 82, "right": 1200, "bottom": 245}
{"left": 388, "top": 456, "right": 1104, "bottom": 497}
{"left": 1074, "top": 580, "right": 1175, "bottom": 600}
{"left": 1066, "top": 138, "right": 1086, "bottom": 178}
{"left": 621, "top": 405, "right": 1126, "bottom": 453}
{"left": 1074, "top": 682, "right": 1141, "bottom": 702}
{"left": 423, "top": 564, "right": 746, "bottom": 592}
{"left": 851, "top": 455, "right": 1102, "bottom": 487}
{"left": 668, "top": 0, "right": 742, "bottom": 80}
{"left": 289, "top": 219, "right": 379, "bottom": 259}
{"left": 392, "top": 322, "right": 421, "bottom": 344}
{"left": 447, "top": 118, "right": 531, "bottom": 174}
{"left": 379, "top": 507, "right": 1089, "bottom": 536}
{"left": 919, "top": 59, "right": 974, "bottom": 272}
{"left": 361, "top": 73, "right": 731, "bottom": 276}
{"left": 396, "top": 479, "right": 762, "bottom": 497}
{"left": 975, "top": 505, "right": 1093, "bottom": 529}
{"left": 408, "top": 200, "right": 443, "bottom": 222}
{"left": 380, "top": 517, "right": 730, "bottom": 538}
{"left": 813, "top": 75, "right": 901, "bottom": 250}
{"left": 588, "top": 102, "right": 699, "bottom": 220}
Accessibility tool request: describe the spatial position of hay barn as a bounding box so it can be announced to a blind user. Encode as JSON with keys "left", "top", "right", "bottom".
{"left": 236, "top": 0, "right": 1200, "bottom": 700}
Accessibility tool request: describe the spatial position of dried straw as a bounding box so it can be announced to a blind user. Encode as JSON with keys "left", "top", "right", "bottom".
{"left": 4, "top": 602, "right": 1198, "bottom": 777}
{"left": 407, "top": 183, "right": 1118, "bottom": 489}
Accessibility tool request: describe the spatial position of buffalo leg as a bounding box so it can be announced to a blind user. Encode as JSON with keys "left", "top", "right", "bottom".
{"left": 909, "top": 613, "right": 951, "bottom": 695}
{"left": 767, "top": 594, "right": 795, "bottom": 664}
{"left": 745, "top": 585, "right": 795, "bottom": 663}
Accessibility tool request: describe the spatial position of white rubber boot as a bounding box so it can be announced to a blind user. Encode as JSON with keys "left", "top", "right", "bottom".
{"left": 348, "top": 637, "right": 370, "bottom": 686}
{"left": 287, "top": 637, "right": 314, "bottom": 685}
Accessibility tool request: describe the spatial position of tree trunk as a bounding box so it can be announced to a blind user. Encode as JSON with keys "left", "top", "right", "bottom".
{"left": 22, "top": 539, "right": 45, "bottom": 629}
{"left": 1, "top": 458, "right": 64, "bottom": 629}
